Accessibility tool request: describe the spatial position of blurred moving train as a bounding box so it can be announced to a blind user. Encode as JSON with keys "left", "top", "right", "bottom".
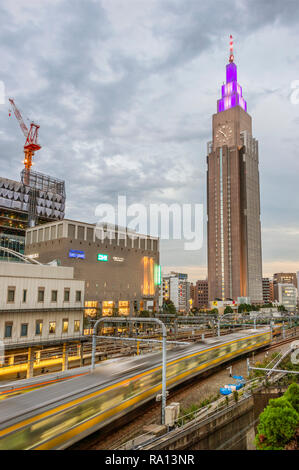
{"left": 0, "top": 326, "right": 281, "bottom": 450}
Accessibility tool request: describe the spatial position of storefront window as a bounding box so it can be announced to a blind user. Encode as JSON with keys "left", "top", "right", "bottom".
{"left": 102, "top": 301, "right": 114, "bottom": 316}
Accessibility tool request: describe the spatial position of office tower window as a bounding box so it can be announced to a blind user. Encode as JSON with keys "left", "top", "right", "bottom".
{"left": 76, "top": 291, "right": 81, "bottom": 302}
{"left": 62, "top": 319, "right": 68, "bottom": 333}
{"left": 7, "top": 288, "right": 15, "bottom": 303}
{"left": 35, "top": 320, "right": 43, "bottom": 335}
{"left": 20, "top": 324, "right": 28, "bottom": 337}
{"left": 49, "top": 322, "right": 56, "bottom": 334}
{"left": 4, "top": 322, "right": 13, "bottom": 338}
{"left": 51, "top": 290, "right": 58, "bottom": 302}
{"left": 64, "top": 289, "right": 70, "bottom": 302}
{"left": 38, "top": 288, "right": 45, "bottom": 302}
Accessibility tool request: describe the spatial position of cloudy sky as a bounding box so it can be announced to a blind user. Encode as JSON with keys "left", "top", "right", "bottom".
{"left": 1, "top": 0, "right": 299, "bottom": 282}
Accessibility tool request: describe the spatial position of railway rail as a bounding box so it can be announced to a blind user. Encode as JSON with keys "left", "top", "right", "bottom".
{"left": 0, "top": 326, "right": 280, "bottom": 449}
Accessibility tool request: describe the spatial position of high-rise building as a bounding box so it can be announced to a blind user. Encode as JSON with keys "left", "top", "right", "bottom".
{"left": 262, "top": 277, "right": 274, "bottom": 304}
{"left": 191, "top": 280, "right": 209, "bottom": 309}
{"left": 273, "top": 272, "right": 297, "bottom": 301}
{"left": 160, "top": 272, "right": 190, "bottom": 313}
{"left": 207, "top": 37, "right": 263, "bottom": 303}
{"left": 277, "top": 283, "right": 297, "bottom": 312}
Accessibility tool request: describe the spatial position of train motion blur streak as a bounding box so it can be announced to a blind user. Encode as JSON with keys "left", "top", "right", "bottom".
{"left": 0, "top": 327, "right": 280, "bottom": 450}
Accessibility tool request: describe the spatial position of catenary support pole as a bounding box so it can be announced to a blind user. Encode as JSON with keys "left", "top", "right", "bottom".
{"left": 91, "top": 317, "right": 167, "bottom": 425}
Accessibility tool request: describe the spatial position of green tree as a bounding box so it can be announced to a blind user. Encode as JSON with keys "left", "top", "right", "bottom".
{"left": 255, "top": 396, "right": 299, "bottom": 450}
{"left": 224, "top": 306, "right": 233, "bottom": 314}
{"left": 251, "top": 304, "right": 260, "bottom": 311}
{"left": 208, "top": 308, "right": 218, "bottom": 314}
{"left": 163, "top": 300, "right": 177, "bottom": 315}
{"left": 284, "top": 383, "right": 299, "bottom": 413}
{"left": 238, "top": 303, "right": 246, "bottom": 313}
{"left": 139, "top": 310, "right": 150, "bottom": 318}
{"left": 278, "top": 304, "right": 287, "bottom": 312}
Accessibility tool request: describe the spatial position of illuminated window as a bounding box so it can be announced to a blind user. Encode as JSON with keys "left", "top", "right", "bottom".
{"left": 35, "top": 320, "right": 43, "bottom": 335}
{"left": 49, "top": 322, "right": 56, "bottom": 334}
{"left": 85, "top": 300, "right": 98, "bottom": 317}
{"left": 102, "top": 301, "right": 114, "bottom": 316}
{"left": 143, "top": 257, "right": 155, "bottom": 296}
{"left": 119, "top": 301, "right": 130, "bottom": 316}
{"left": 62, "top": 319, "right": 68, "bottom": 333}
{"left": 74, "top": 320, "right": 80, "bottom": 332}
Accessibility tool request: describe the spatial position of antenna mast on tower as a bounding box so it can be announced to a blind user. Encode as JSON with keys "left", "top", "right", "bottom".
{"left": 229, "top": 34, "right": 234, "bottom": 63}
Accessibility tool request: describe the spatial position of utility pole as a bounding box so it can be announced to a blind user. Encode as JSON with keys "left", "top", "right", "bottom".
{"left": 92, "top": 317, "right": 168, "bottom": 425}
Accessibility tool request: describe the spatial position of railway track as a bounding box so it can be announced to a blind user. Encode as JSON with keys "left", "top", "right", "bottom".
{"left": 264, "top": 333, "right": 299, "bottom": 351}
{"left": 70, "top": 329, "right": 298, "bottom": 450}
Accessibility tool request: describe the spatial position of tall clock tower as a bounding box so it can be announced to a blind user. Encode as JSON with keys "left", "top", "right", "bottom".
{"left": 207, "top": 36, "right": 263, "bottom": 304}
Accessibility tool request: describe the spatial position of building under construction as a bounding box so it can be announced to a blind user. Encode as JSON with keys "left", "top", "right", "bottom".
{"left": 0, "top": 169, "right": 66, "bottom": 261}
{"left": 0, "top": 97, "right": 66, "bottom": 261}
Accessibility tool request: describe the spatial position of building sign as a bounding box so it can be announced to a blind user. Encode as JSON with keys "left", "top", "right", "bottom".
{"left": 98, "top": 253, "right": 108, "bottom": 262}
{"left": 69, "top": 250, "right": 85, "bottom": 259}
{"left": 154, "top": 264, "right": 161, "bottom": 286}
{"left": 27, "top": 253, "right": 39, "bottom": 259}
{"left": 113, "top": 256, "right": 124, "bottom": 262}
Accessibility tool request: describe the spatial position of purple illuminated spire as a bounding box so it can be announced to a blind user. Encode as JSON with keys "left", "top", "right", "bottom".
{"left": 217, "top": 35, "right": 247, "bottom": 113}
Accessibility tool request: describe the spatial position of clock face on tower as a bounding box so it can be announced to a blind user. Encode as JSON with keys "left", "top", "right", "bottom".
{"left": 215, "top": 123, "right": 233, "bottom": 146}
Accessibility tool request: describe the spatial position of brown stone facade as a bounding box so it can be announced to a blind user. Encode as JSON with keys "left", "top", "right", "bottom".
{"left": 25, "top": 219, "right": 160, "bottom": 316}
{"left": 192, "top": 280, "right": 209, "bottom": 309}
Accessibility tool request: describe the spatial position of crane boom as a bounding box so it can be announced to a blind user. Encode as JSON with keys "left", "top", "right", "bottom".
{"left": 8, "top": 97, "right": 41, "bottom": 184}
{"left": 8, "top": 98, "right": 29, "bottom": 138}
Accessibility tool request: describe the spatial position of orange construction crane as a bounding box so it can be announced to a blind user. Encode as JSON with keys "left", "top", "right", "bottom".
{"left": 8, "top": 98, "right": 41, "bottom": 183}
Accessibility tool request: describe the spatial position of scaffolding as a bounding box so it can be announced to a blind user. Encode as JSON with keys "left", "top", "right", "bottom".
{"left": 20, "top": 169, "right": 65, "bottom": 197}
{"left": 19, "top": 169, "right": 66, "bottom": 226}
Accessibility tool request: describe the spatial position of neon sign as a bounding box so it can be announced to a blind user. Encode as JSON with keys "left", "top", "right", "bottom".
{"left": 97, "top": 253, "right": 108, "bottom": 262}
{"left": 69, "top": 250, "right": 85, "bottom": 259}
{"left": 154, "top": 264, "right": 161, "bottom": 286}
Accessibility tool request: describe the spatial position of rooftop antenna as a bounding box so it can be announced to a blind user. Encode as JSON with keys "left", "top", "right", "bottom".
{"left": 229, "top": 34, "right": 234, "bottom": 63}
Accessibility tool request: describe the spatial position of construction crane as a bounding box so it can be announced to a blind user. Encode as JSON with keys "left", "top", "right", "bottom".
{"left": 8, "top": 98, "right": 41, "bottom": 185}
